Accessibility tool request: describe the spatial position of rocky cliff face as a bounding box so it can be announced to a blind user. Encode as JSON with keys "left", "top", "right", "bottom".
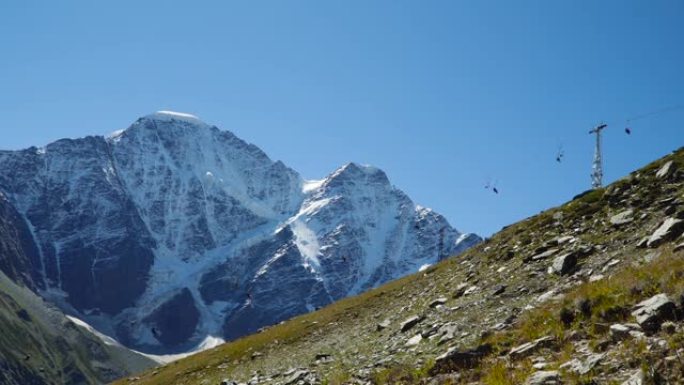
{"left": 0, "top": 111, "right": 479, "bottom": 353}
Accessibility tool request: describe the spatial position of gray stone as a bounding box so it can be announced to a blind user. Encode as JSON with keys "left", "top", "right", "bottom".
{"left": 437, "top": 324, "right": 458, "bottom": 345}
{"left": 283, "top": 370, "right": 309, "bottom": 385}
{"left": 453, "top": 283, "right": 468, "bottom": 298}
{"left": 610, "top": 209, "right": 634, "bottom": 226}
{"left": 621, "top": 370, "right": 643, "bottom": 385}
{"left": 636, "top": 236, "right": 649, "bottom": 248}
{"left": 400, "top": 316, "right": 423, "bottom": 332}
{"left": 559, "top": 353, "right": 604, "bottom": 375}
{"left": 492, "top": 284, "right": 507, "bottom": 296}
{"left": 551, "top": 252, "right": 577, "bottom": 275}
{"left": 656, "top": 160, "right": 675, "bottom": 179}
{"left": 463, "top": 286, "right": 478, "bottom": 296}
{"left": 376, "top": 319, "right": 390, "bottom": 331}
{"left": 556, "top": 235, "right": 576, "bottom": 245}
{"left": 631, "top": 293, "right": 676, "bottom": 332}
{"left": 509, "top": 336, "right": 554, "bottom": 359}
{"left": 674, "top": 241, "right": 684, "bottom": 253}
{"left": 429, "top": 344, "right": 491, "bottom": 374}
{"left": 429, "top": 297, "right": 447, "bottom": 308}
{"left": 662, "top": 321, "right": 677, "bottom": 334}
{"left": 647, "top": 217, "right": 684, "bottom": 247}
{"left": 610, "top": 324, "right": 631, "bottom": 340}
{"left": 524, "top": 370, "right": 560, "bottom": 385}
{"left": 405, "top": 334, "right": 422, "bottom": 346}
{"left": 528, "top": 248, "right": 559, "bottom": 262}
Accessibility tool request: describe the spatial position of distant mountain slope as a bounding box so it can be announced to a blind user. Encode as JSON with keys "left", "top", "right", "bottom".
{"left": 111, "top": 147, "right": 684, "bottom": 385}
{"left": 0, "top": 111, "right": 479, "bottom": 354}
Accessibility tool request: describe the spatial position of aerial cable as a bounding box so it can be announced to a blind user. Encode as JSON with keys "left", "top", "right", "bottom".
{"left": 617, "top": 103, "right": 684, "bottom": 135}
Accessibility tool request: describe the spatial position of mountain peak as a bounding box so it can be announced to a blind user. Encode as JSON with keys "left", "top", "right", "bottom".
{"left": 143, "top": 111, "right": 207, "bottom": 126}
{"left": 107, "top": 111, "right": 211, "bottom": 142}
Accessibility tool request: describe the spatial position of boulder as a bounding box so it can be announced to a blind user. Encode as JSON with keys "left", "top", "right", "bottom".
{"left": 525, "top": 370, "right": 560, "bottom": 385}
{"left": 631, "top": 294, "right": 676, "bottom": 332}
{"left": 283, "top": 370, "right": 309, "bottom": 385}
{"left": 429, "top": 344, "right": 491, "bottom": 374}
{"left": 453, "top": 283, "right": 468, "bottom": 298}
{"left": 609, "top": 324, "right": 631, "bottom": 341}
{"left": 647, "top": 218, "right": 684, "bottom": 247}
{"left": 559, "top": 353, "right": 604, "bottom": 375}
{"left": 405, "top": 334, "right": 422, "bottom": 347}
{"left": 636, "top": 236, "right": 649, "bottom": 249}
{"left": 400, "top": 316, "right": 424, "bottom": 332}
{"left": 492, "top": 285, "right": 507, "bottom": 296}
{"left": 674, "top": 241, "right": 684, "bottom": 253}
{"left": 551, "top": 252, "right": 577, "bottom": 275}
{"left": 621, "top": 370, "right": 643, "bottom": 385}
{"left": 437, "top": 324, "right": 458, "bottom": 345}
{"left": 656, "top": 160, "right": 675, "bottom": 179}
{"left": 610, "top": 210, "right": 634, "bottom": 226}
{"left": 463, "top": 286, "right": 478, "bottom": 296}
{"left": 429, "top": 297, "right": 447, "bottom": 308}
{"left": 509, "top": 336, "right": 554, "bottom": 359}
{"left": 376, "top": 319, "right": 390, "bottom": 331}
{"left": 527, "top": 248, "right": 559, "bottom": 262}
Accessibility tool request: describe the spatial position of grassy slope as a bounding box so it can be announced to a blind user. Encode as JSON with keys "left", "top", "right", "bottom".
{"left": 115, "top": 146, "right": 684, "bottom": 385}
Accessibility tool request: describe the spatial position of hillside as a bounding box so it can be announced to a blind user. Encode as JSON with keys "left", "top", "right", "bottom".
{"left": 0, "top": 269, "right": 155, "bottom": 385}
{"left": 114, "top": 145, "right": 684, "bottom": 385}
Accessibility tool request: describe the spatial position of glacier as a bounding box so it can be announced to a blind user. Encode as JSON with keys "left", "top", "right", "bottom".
{"left": 0, "top": 111, "right": 480, "bottom": 354}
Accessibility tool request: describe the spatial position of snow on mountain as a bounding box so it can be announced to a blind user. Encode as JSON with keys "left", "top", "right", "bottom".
{"left": 0, "top": 111, "right": 480, "bottom": 353}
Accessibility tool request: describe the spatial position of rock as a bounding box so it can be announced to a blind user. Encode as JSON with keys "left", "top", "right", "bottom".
{"left": 437, "top": 324, "right": 458, "bottom": 345}
{"left": 429, "top": 344, "right": 492, "bottom": 374}
{"left": 250, "top": 351, "right": 263, "bottom": 359}
{"left": 662, "top": 321, "right": 677, "bottom": 334}
{"left": 559, "top": 353, "right": 604, "bottom": 375}
{"left": 610, "top": 210, "right": 634, "bottom": 226}
{"left": 400, "top": 316, "right": 424, "bottom": 332}
{"left": 674, "top": 241, "right": 684, "bottom": 253}
{"left": 314, "top": 353, "right": 332, "bottom": 362}
{"left": 453, "top": 283, "right": 469, "bottom": 298}
{"left": 524, "top": 370, "right": 560, "bottom": 385}
{"left": 621, "top": 370, "right": 643, "bottom": 385}
{"left": 509, "top": 336, "right": 554, "bottom": 359}
{"left": 610, "top": 324, "right": 631, "bottom": 340}
{"left": 376, "top": 319, "right": 390, "bottom": 331}
{"left": 647, "top": 218, "right": 684, "bottom": 247}
{"left": 283, "top": 370, "right": 309, "bottom": 385}
{"left": 405, "top": 334, "right": 422, "bottom": 347}
{"left": 527, "top": 248, "right": 559, "bottom": 262}
{"left": 556, "top": 235, "right": 576, "bottom": 245}
{"left": 492, "top": 285, "right": 507, "bottom": 296}
{"left": 551, "top": 252, "right": 577, "bottom": 275}
{"left": 656, "top": 160, "right": 675, "bottom": 179}
{"left": 429, "top": 297, "right": 447, "bottom": 308}
{"left": 631, "top": 294, "right": 676, "bottom": 332}
{"left": 636, "top": 236, "right": 649, "bottom": 249}
{"left": 463, "top": 286, "right": 478, "bottom": 296}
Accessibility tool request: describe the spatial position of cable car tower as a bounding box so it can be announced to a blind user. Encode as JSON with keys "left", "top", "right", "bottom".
{"left": 589, "top": 123, "right": 607, "bottom": 188}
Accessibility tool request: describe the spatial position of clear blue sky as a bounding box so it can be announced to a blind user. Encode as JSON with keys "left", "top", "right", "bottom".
{"left": 1, "top": 1, "right": 683, "bottom": 237}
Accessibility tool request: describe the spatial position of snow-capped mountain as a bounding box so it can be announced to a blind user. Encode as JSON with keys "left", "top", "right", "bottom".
{"left": 0, "top": 111, "right": 480, "bottom": 353}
